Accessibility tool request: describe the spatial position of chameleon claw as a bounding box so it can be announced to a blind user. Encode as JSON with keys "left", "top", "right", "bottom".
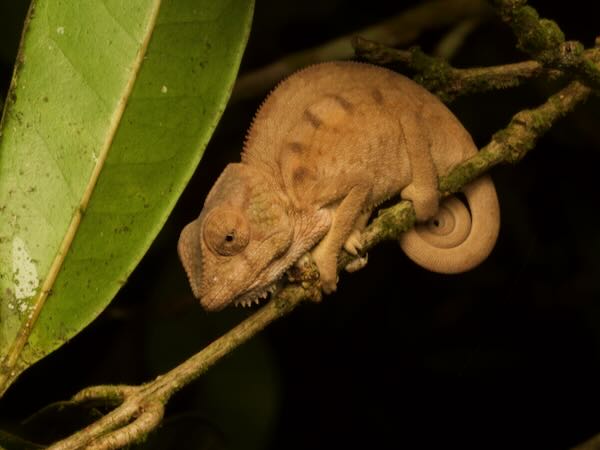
{"left": 343, "top": 230, "right": 363, "bottom": 256}
{"left": 320, "top": 275, "right": 339, "bottom": 295}
{"left": 345, "top": 254, "right": 368, "bottom": 273}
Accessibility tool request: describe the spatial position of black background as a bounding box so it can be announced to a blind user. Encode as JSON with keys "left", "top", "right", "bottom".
{"left": 1, "top": 1, "right": 600, "bottom": 449}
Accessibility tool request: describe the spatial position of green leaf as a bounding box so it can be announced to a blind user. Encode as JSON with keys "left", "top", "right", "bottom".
{"left": 0, "top": 0, "right": 254, "bottom": 396}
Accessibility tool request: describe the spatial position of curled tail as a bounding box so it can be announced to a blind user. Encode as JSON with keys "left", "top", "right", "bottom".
{"left": 399, "top": 175, "right": 500, "bottom": 274}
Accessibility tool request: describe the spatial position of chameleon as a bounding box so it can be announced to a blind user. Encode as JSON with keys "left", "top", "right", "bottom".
{"left": 178, "top": 61, "right": 500, "bottom": 311}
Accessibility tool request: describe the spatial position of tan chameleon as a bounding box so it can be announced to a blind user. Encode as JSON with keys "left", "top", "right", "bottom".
{"left": 178, "top": 61, "right": 500, "bottom": 311}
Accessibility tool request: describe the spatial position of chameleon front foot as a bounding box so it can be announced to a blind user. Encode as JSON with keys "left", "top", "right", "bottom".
{"left": 311, "top": 245, "right": 339, "bottom": 294}
{"left": 343, "top": 229, "right": 363, "bottom": 255}
{"left": 319, "top": 273, "right": 339, "bottom": 294}
{"left": 343, "top": 229, "right": 368, "bottom": 272}
{"left": 315, "top": 259, "right": 339, "bottom": 294}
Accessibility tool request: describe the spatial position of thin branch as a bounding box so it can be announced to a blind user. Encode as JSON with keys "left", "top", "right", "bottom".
{"left": 47, "top": 73, "right": 591, "bottom": 449}
{"left": 43, "top": 2, "right": 599, "bottom": 447}
{"left": 494, "top": 0, "right": 600, "bottom": 92}
{"left": 353, "top": 36, "right": 600, "bottom": 102}
{"left": 231, "top": 0, "right": 491, "bottom": 101}
{"left": 85, "top": 403, "right": 163, "bottom": 450}
{"left": 47, "top": 285, "right": 308, "bottom": 450}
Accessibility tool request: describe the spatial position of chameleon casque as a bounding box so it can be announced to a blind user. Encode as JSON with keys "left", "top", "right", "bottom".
{"left": 178, "top": 61, "right": 500, "bottom": 311}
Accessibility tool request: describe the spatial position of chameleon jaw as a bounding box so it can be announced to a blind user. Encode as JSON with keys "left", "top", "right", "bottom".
{"left": 233, "top": 282, "right": 280, "bottom": 308}
{"left": 229, "top": 243, "right": 306, "bottom": 309}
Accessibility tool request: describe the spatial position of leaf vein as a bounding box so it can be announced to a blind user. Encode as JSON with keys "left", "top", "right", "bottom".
{"left": 46, "top": 35, "right": 111, "bottom": 110}
{"left": 98, "top": 0, "right": 140, "bottom": 44}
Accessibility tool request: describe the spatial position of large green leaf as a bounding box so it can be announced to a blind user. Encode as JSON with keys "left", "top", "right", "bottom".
{"left": 0, "top": 0, "right": 254, "bottom": 396}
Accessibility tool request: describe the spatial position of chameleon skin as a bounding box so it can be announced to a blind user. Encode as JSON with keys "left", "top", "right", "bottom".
{"left": 178, "top": 62, "right": 500, "bottom": 311}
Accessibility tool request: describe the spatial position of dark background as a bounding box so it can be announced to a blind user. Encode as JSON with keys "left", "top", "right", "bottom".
{"left": 2, "top": 1, "right": 600, "bottom": 449}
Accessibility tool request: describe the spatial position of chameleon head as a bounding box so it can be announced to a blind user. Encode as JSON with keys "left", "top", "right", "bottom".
{"left": 178, "top": 163, "right": 294, "bottom": 311}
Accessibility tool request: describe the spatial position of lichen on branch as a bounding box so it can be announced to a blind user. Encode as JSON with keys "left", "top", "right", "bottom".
{"left": 494, "top": 0, "right": 600, "bottom": 92}
{"left": 352, "top": 37, "right": 599, "bottom": 102}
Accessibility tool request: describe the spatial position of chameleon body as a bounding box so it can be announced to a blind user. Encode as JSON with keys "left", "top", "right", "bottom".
{"left": 178, "top": 62, "right": 500, "bottom": 311}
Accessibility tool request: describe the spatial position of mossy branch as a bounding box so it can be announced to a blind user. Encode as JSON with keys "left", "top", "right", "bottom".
{"left": 45, "top": 2, "right": 596, "bottom": 448}
{"left": 340, "top": 78, "right": 590, "bottom": 267}
{"left": 47, "top": 77, "right": 592, "bottom": 450}
{"left": 353, "top": 37, "right": 599, "bottom": 102}
{"left": 493, "top": 0, "right": 600, "bottom": 92}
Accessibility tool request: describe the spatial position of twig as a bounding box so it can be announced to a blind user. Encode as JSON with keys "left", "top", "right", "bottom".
{"left": 231, "top": 0, "right": 491, "bottom": 101}
{"left": 47, "top": 72, "right": 591, "bottom": 449}
{"left": 47, "top": 285, "right": 308, "bottom": 450}
{"left": 353, "top": 37, "right": 600, "bottom": 102}
{"left": 44, "top": 2, "right": 598, "bottom": 447}
{"left": 494, "top": 0, "right": 600, "bottom": 92}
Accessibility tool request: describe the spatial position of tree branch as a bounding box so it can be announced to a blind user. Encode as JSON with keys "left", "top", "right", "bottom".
{"left": 494, "top": 0, "right": 600, "bottom": 93}
{"left": 339, "top": 79, "right": 590, "bottom": 268}
{"left": 44, "top": 2, "right": 597, "bottom": 447}
{"left": 47, "top": 75, "right": 592, "bottom": 450}
{"left": 353, "top": 36, "right": 600, "bottom": 102}
{"left": 47, "top": 285, "right": 309, "bottom": 450}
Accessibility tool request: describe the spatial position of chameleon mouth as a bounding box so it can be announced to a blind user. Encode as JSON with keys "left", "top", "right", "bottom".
{"left": 233, "top": 281, "right": 281, "bottom": 308}
{"left": 231, "top": 247, "right": 320, "bottom": 309}
{"left": 231, "top": 247, "right": 305, "bottom": 309}
{"left": 200, "top": 269, "right": 287, "bottom": 311}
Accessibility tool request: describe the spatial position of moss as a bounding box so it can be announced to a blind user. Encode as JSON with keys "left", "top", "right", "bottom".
{"left": 491, "top": 128, "right": 522, "bottom": 164}
{"left": 440, "top": 166, "right": 475, "bottom": 194}
{"left": 438, "top": 148, "right": 506, "bottom": 194}
{"left": 373, "top": 202, "right": 415, "bottom": 241}
{"left": 494, "top": 1, "right": 600, "bottom": 92}
{"left": 576, "top": 55, "right": 600, "bottom": 90}
{"left": 495, "top": 112, "right": 544, "bottom": 163}
{"left": 457, "top": 74, "right": 523, "bottom": 100}
{"left": 537, "top": 19, "right": 565, "bottom": 50}
{"left": 494, "top": 0, "right": 527, "bottom": 12}
{"left": 491, "top": 127, "right": 512, "bottom": 146}
{"left": 409, "top": 47, "right": 453, "bottom": 96}
{"left": 512, "top": 5, "right": 539, "bottom": 34}
{"left": 527, "top": 110, "right": 552, "bottom": 132}
{"left": 512, "top": 7, "right": 564, "bottom": 61}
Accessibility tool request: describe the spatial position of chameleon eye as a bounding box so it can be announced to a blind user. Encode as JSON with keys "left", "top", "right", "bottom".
{"left": 203, "top": 208, "right": 250, "bottom": 256}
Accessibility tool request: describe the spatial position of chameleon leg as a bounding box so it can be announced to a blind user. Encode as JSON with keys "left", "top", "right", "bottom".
{"left": 343, "top": 210, "right": 371, "bottom": 273}
{"left": 312, "top": 184, "right": 372, "bottom": 294}
{"left": 398, "top": 112, "right": 439, "bottom": 221}
{"left": 343, "top": 210, "right": 370, "bottom": 255}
